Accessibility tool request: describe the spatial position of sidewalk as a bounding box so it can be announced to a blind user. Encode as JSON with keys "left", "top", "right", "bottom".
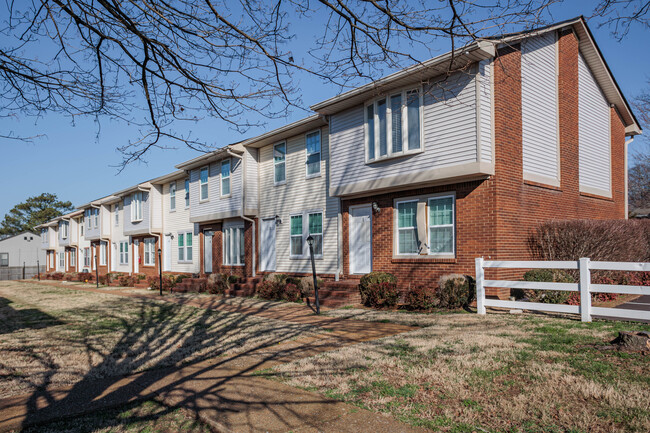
{"left": 2, "top": 281, "right": 424, "bottom": 432}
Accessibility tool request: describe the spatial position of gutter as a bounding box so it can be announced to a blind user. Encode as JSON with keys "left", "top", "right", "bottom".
{"left": 226, "top": 149, "right": 256, "bottom": 277}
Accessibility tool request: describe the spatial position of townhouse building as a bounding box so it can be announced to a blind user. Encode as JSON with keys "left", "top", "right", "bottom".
{"left": 36, "top": 17, "right": 641, "bottom": 300}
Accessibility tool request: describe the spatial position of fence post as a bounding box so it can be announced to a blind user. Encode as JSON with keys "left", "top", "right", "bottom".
{"left": 579, "top": 257, "right": 591, "bottom": 322}
{"left": 475, "top": 257, "right": 485, "bottom": 315}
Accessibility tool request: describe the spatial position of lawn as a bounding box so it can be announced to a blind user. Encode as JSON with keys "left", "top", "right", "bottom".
{"left": 267, "top": 308, "right": 650, "bottom": 433}
{"left": 0, "top": 281, "right": 318, "bottom": 399}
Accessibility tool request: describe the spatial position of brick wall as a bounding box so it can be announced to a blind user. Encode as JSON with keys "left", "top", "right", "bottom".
{"left": 130, "top": 235, "right": 160, "bottom": 278}
{"left": 340, "top": 30, "right": 626, "bottom": 299}
{"left": 199, "top": 219, "right": 256, "bottom": 278}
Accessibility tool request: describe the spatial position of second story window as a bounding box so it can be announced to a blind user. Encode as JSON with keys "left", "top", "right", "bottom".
{"left": 221, "top": 159, "right": 231, "bottom": 196}
{"left": 274, "top": 142, "right": 286, "bottom": 184}
{"left": 85, "top": 210, "right": 91, "bottom": 229}
{"left": 200, "top": 166, "right": 209, "bottom": 201}
{"left": 114, "top": 203, "right": 120, "bottom": 226}
{"left": 132, "top": 192, "right": 143, "bottom": 221}
{"left": 365, "top": 88, "right": 422, "bottom": 163}
{"left": 92, "top": 208, "right": 99, "bottom": 228}
{"left": 80, "top": 219, "right": 84, "bottom": 236}
{"left": 306, "top": 130, "right": 321, "bottom": 177}
{"left": 60, "top": 221, "right": 69, "bottom": 239}
{"left": 184, "top": 178, "right": 190, "bottom": 208}
{"left": 170, "top": 181, "right": 176, "bottom": 211}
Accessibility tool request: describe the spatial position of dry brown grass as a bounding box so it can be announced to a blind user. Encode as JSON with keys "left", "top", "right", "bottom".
{"left": 270, "top": 308, "right": 650, "bottom": 432}
{"left": 0, "top": 281, "right": 319, "bottom": 398}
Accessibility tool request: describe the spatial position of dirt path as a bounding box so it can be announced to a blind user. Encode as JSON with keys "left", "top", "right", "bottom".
{"left": 1, "top": 281, "right": 423, "bottom": 433}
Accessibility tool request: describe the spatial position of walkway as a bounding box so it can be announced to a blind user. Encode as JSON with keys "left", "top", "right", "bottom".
{"left": 1, "top": 281, "right": 424, "bottom": 432}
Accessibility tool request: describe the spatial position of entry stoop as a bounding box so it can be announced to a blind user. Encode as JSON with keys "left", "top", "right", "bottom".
{"left": 225, "top": 277, "right": 263, "bottom": 297}
{"left": 307, "top": 280, "right": 361, "bottom": 308}
{"left": 173, "top": 277, "right": 207, "bottom": 293}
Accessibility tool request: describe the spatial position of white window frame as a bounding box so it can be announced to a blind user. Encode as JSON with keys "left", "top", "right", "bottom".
{"left": 93, "top": 208, "right": 99, "bottom": 228}
{"left": 70, "top": 248, "right": 76, "bottom": 266}
{"left": 114, "top": 203, "right": 120, "bottom": 226}
{"left": 99, "top": 241, "right": 107, "bottom": 266}
{"left": 427, "top": 194, "right": 456, "bottom": 257}
{"left": 184, "top": 178, "right": 190, "bottom": 208}
{"left": 119, "top": 241, "right": 129, "bottom": 265}
{"left": 83, "top": 247, "right": 90, "bottom": 267}
{"left": 131, "top": 192, "right": 143, "bottom": 222}
{"left": 143, "top": 237, "right": 156, "bottom": 266}
{"left": 273, "top": 142, "right": 286, "bottom": 186}
{"left": 85, "top": 210, "right": 91, "bottom": 229}
{"left": 289, "top": 209, "right": 323, "bottom": 259}
{"left": 199, "top": 166, "right": 209, "bottom": 202}
{"left": 80, "top": 220, "right": 84, "bottom": 236}
{"left": 223, "top": 224, "right": 245, "bottom": 266}
{"left": 59, "top": 252, "right": 65, "bottom": 269}
{"left": 364, "top": 87, "right": 424, "bottom": 164}
{"left": 61, "top": 221, "right": 69, "bottom": 239}
{"left": 0, "top": 252, "right": 8, "bottom": 267}
{"left": 305, "top": 129, "right": 321, "bottom": 178}
{"left": 307, "top": 211, "right": 323, "bottom": 258}
{"left": 177, "top": 231, "right": 193, "bottom": 263}
{"left": 220, "top": 159, "right": 231, "bottom": 197}
{"left": 395, "top": 199, "right": 420, "bottom": 256}
{"left": 170, "top": 181, "right": 176, "bottom": 211}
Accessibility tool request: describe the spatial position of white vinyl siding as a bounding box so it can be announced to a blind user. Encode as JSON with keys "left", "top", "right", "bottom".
{"left": 258, "top": 126, "right": 338, "bottom": 275}
{"left": 478, "top": 58, "right": 493, "bottom": 163}
{"left": 143, "top": 238, "right": 155, "bottom": 266}
{"left": 188, "top": 158, "right": 243, "bottom": 224}
{"left": 578, "top": 51, "right": 611, "bottom": 196}
{"left": 162, "top": 181, "right": 198, "bottom": 273}
{"left": 521, "top": 32, "right": 559, "bottom": 185}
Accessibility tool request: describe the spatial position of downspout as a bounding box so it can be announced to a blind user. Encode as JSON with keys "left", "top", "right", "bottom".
{"left": 227, "top": 149, "right": 256, "bottom": 277}
{"left": 624, "top": 136, "right": 633, "bottom": 218}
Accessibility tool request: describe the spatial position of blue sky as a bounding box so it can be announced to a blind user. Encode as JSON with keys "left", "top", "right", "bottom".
{"left": 0, "top": 1, "right": 648, "bottom": 218}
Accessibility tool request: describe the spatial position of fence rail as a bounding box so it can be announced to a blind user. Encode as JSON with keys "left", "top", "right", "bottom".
{"left": 0, "top": 265, "right": 45, "bottom": 281}
{"left": 475, "top": 257, "right": 650, "bottom": 322}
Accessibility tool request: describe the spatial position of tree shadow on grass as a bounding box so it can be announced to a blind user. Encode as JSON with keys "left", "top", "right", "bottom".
{"left": 2, "top": 294, "right": 345, "bottom": 432}
{"left": 0, "top": 297, "right": 63, "bottom": 335}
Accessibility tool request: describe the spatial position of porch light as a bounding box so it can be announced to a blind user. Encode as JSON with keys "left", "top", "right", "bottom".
{"left": 372, "top": 202, "right": 381, "bottom": 214}
{"left": 306, "top": 235, "right": 320, "bottom": 315}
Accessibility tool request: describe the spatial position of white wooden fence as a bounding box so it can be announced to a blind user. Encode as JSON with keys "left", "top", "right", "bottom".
{"left": 475, "top": 258, "right": 650, "bottom": 322}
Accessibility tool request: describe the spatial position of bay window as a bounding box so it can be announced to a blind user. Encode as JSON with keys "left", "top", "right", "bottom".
{"left": 305, "top": 130, "right": 321, "bottom": 177}
{"left": 221, "top": 159, "right": 231, "bottom": 196}
{"left": 131, "top": 192, "right": 143, "bottom": 221}
{"left": 223, "top": 225, "right": 245, "bottom": 266}
{"left": 365, "top": 88, "right": 422, "bottom": 162}
{"left": 274, "top": 142, "right": 286, "bottom": 184}
{"left": 200, "top": 166, "right": 209, "bottom": 201}
{"left": 143, "top": 238, "right": 155, "bottom": 266}
{"left": 178, "top": 231, "right": 193, "bottom": 263}
{"left": 170, "top": 182, "right": 176, "bottom": 211}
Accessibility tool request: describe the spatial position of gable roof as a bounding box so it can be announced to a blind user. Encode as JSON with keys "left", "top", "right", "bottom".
{"left": 311, "top": 16, "right": 641, "bottom": 135}
{"left": 0, "top": 231, "right": 40, "bottom": 242}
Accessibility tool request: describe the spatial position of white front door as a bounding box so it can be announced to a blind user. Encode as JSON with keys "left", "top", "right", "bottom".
{"left": 164, "top": 235, "right": 172, "bottom": 271}
{"left": 133, "top": 240, "right": 139, "bottom": 273}
{"left": 349, "top": 205, "right": 372, "bottom": 274}
{"left": 260, "top": 218, "right": 276, "bottom": 271}
{"left": 204, "top": 230, "right": 213, "bottom": 273}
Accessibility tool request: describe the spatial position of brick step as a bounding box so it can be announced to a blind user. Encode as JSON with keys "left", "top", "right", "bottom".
{"left": 307, "top": 296, "right": 358, "bottom": 308}
{"left": 232, "top": 282, "right": 256, "bottom": 290}
{"left": 225, "top": 288, "right": 256, "bottom": 297}
{"left": 315, "top": 289, "right": 361, "bottom": 300}
{"left": 321, "top": 280, "right": 359, "bottom": 289}
{"left": 134, "top": 282, "right": 149, "bottom": 288}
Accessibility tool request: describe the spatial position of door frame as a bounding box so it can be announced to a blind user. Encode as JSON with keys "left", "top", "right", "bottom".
{"left": 348, "top": 204, "right": 373, "bottom": 275}
{"left": 259, "top": 217, "right": 277, "bottom": 272}
{"left": 163, "top": 234, "right": 172, "bottom": 272}
{"left": 203, "top": 229, "right": 214, "bottom": 274}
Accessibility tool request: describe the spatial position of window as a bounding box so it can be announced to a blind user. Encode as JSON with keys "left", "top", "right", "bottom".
{"left": 306, "top": 130, "right": 321, "bottom": 177}
{"left": 200, "top": 166, "right": 209, "bottom": 201}
{"left": 83, "top": 247, "right": 91, "bottom": 267}
{"left": 70, "top": 249, "right": 76, "bottom": 266}
{"left": 80, "top": 220, "right": 84, "bottom": 236}
{"left": 274, "top": 142, "right": 286, "bottom": 184}
{"left": 100, "top": 241, "right": 107, "bottom": 266}
{"left": 223, "top": 225, "right": 245, "bottom": 265}
{"left": 178, "top": 231, "right": 193, "bottom": 263}
{"left": 428, "top": 196, "right": 455, "bottom": 255}
{"left": 184, "top": 178, "right": 190, "bottom": 208}
{"left": 119, "top": 241, "right": 129, "bottom": 265}
{"left": 143, "top": 238, "right": 156, "bottom": 266}
{"left": 397, "top": 201, "right": 419, "bottom": 255}
{"left": 0, "top": 253, "right": 8, "bottom": 267}
{"left": 93, "top": 208, "right": 99, "bottom": 228}
{"left": 59, "top": 252, "right": 65, "bottom": 268}
{"left": 170, "top": 182, "right": 176, "bottom": 211}
{"left": 308, "top": 212, "right": 323, "bottom": 256}
{"left": 85, "top": 210, "right": 91, "bottom": 229}
{"left": 290, "top": 215, "right": 303, "bottom": 257}
{"left": 131, "top": 192, "right": 143, "bottom": 221}
{"left": 60, "top": 221, "right": 69, "bottom": 239}
{"left": 365, "top": 88, "right": 422, "bottom": 162}
{"left": 114, "top": 203, "right": 120, "bottom": 226}
{"left": 221, "top": 159, "right": 231, "bottom": 196}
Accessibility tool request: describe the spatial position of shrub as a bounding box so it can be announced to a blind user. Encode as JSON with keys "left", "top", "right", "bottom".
{"left": 227, "top": 275, "right": 240, "bottom": 284}
{"left": 297, "top": 276, "right": 323, "bottom": 296}
{"left": 257, "top": 280, "right": 282, "bottom": 300}
{"left": 521, "top": 269, "right": 575, "bottom": 304}
{"left": 437, "top": 274, "right": 474, "bottom": 309}
{"left": 404, "top": 285, "right": 439, "bottom": 311}
{"left": 119, "top": 275, "right": 135, "bottom": 287}
{"left": 282, "top": 283, "right": 302, "bottom": 302}
{"left": 360, "top": 281, "right": 400, "bottom": 308}
{"left": 207, "top": 273, "right": 229, "bottom": 295}
{"left": 98, "top": 275, "right": 108, "bottom": 285}
{"left": 137, "top": 274, "right": 146, "bottom": 281}
{"left": 175, "top": 274, "right": 189, "bottom": 285}
{"left": 51, "top": 272, "right": 64, "bottom": 280}
{"left": 264, "top": 273, "right": 288, "bottom": 285}
{"left": 359, "top": 272, "right": 396, "bottom": 305}
{"left": 63, "top": 273, "right": 76, "bottom": 281}
{"left": 147, "top": 275, "right": 176, "bottom": 291}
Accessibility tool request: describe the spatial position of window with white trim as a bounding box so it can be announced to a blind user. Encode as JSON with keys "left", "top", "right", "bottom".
{"left": 184, "top": 178, "right": 190, "bottom": 208}
{"left": 274, "top": 142, "right": 286, "bottom": 184}
{"left": 0, "top": 253, "right": 8, "bottom": 267}
{"left": 114, "top": 203, "right": 120, "bottom": 226}
{"left": 177, "top": 231, "right": 193, "bottom": 263}
{"left": 290, "top": 214, "right": 303, "bottom": 257}
{"left": 131, "top": 192, "right": 143, "bottom": 221}
{"left": 308, "top": 212, "right": 323, "bottom": 256}
{"left": 70, "top": 249, "right": 76, "bottom": 266}
{"left": 305, "top": 130, "right": 321, "bottom": 177}
{"left": 200, "top": 166, "right": 209, "bottom": 201}
{"left": 223, "top": 225, "right": 245, "bottom": 265}
{"left": 60, "top": 221, "right": 69, "bottom": 239}
{"left": 119, "top": 241, "right": 129, "bottom": 265}
{"left": 221, "top": 159, "right": 231, "bottom": 196}
{"left": 100, "top": 241, "right": 107, "bottom": 266}
{"left": 93, "top": 208, "right": 99, "bottom": 228}
{"left": 59, "top": 252, "right": 65, "bottom": 268}
{"left": 170, "top": 181, "right": 176, "bottom": 211}
{"left": 365, "top": 88, "right": 422, "bottom": 162}
{"left": 143, "top": 238, "right": 156, "bottom": 266}
{"left": 84, "top": 210, "right": 92, "bottom": 229}
{"left": 80, "top": 220, "right": 84, "bottom": 236}
{"left": 289, "top": 210, "right": 324, "bottom": 258}
{"left": 428, "top": 196, "right": 455, "bottom": 255}
{"left": 397, "top": 200, "right": 419, "bottom": 255}
{"left": 83, "top": 247, "right": 91, "bottom": 267}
